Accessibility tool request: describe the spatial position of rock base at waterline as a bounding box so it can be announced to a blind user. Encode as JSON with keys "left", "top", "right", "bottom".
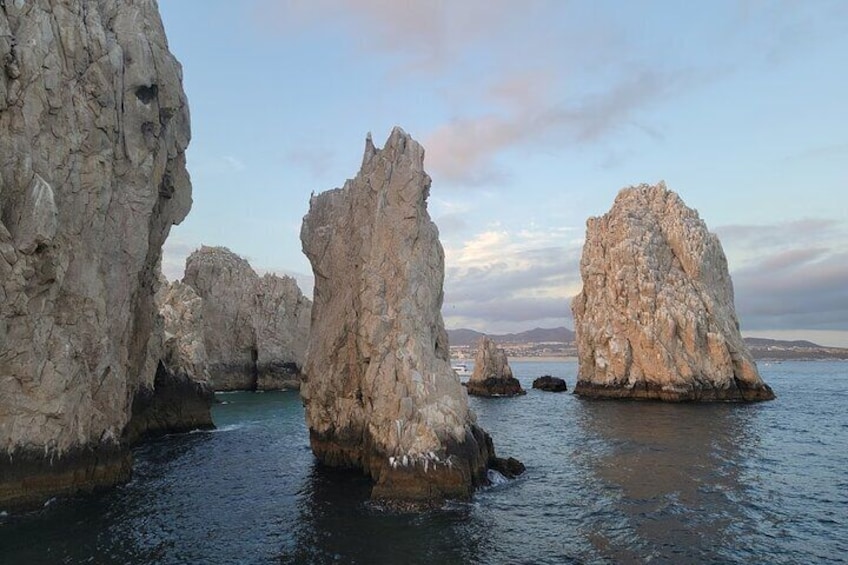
{"left": 573, "top": 380, "right": 776, "bottom": 402}
{"left": 0, "top": 446, "right": 131, "bottom": 511}
{"left": 532, "top": 376, "right": 568, "bottom": 392}
{"left": 124, "top": 363, "right": 215, "bottom": 444}
{"left": 310, "top": 424, "right": 523, "bottom": 507}
{"left": 466, "top": 377, "right": 526, "bottom": 397}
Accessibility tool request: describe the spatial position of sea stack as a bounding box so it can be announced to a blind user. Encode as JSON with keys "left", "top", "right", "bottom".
{"left": 0, "top": 2, "right": 192, "bottom": 507}
{"left": 466, "top": 337, "right": 525, "bottom": 397}
{"left": 182, "top": 246, "right": 311, "bottom": 391}
{"left": 300, "top": 128, "right": 521, "bottom": 506}
{"left": 572, "top": 183, "right": 775, "bottom": 402}
{"left": 124, "top": 280, "right": 215, "bottom": 443}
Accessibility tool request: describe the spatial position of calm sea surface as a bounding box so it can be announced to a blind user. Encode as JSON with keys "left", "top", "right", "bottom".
{"left": 1, "top": 360, "right": 847, "bottom": 564}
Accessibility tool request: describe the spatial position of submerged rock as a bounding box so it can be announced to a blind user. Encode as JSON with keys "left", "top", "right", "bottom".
{"left": 572, "top": 183, "right": 775, "bottom": 402}
{"left": 182, "top": 246, "right": 311, "bottom": 391}
{"left": 300, "top": 128, "right": 522, "bottom": 506}
{"left": 532, "top": 375, "right": 568, "bottom": 392}
{"left": 124, "top": 280, "right": 214, "bottom": 444}
{"left": 0, "top": 1, "right": 191, "bottom": 508}
{"left": 466, "top": 337, "right": 525, "bottom": 397}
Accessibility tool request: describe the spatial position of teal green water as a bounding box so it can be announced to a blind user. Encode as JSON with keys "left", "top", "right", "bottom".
{"left": 1, "top": 360, "right": 847, "bottom": 563}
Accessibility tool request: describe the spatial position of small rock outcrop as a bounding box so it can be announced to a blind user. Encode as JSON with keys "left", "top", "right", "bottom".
{"left": 124, "top": 280, "right": 214, "bottom": 443}
{"left": 0, "top": 2, "right": 191, "bottom": 508}
{"left": 300, "top": 128, "right": 521, "bottom": 506}
{"left": 182, "top": 246, "right": 311, "bottom": 391}
{"left": 532, "top": 375, "right": 568, "bottom": 392}
{"left": 466, "top": 337, "right": 525, "bottom": 397}
{"left": 572, "top": 183, "right": 775, "bottom": 402}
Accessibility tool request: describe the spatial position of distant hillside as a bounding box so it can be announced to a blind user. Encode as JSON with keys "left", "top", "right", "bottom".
{"left": 447, "top": 328, "right": 847, "bottom": 361}
{"left": 447, "top": 327, "right": 575, "bottom": 347}
{"left": 742, "top": 337, "right": 848, "bottom": 361}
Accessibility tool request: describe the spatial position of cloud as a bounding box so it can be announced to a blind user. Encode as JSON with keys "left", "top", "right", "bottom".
{"left": 259, "top": 0, "right": 528, "bottom": 73}
{"left": 733, "top": 249, "right": 848, "bottom": 331}
{"left": 161, "top": 238, "right": 199, "bottom": 281}
{"left": 423, "top": 69, "right": 691, "bottom": 183}
{"left": 718, "top": 217, "right": 848, "bottom": 332}
{"left": 442, "top": 228, "right": 582, "bottom": 330}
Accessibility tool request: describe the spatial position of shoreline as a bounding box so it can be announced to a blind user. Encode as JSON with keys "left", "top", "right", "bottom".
{"left": 509, "top": 356, "right": 577, "bottom": 362}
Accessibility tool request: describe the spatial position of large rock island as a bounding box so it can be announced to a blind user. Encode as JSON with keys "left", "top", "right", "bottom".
{"left": 300, "top": 128, "right": 521, "bottom": 506}
{"left": 183, "top": 246, "right": 311, "bottom": 391}
{"left": 572, "top": 183, "right": 775, "bottom": 402}
{"left": 0, "top": 1, "right": 192, "bottom": 507}
{"left": 466, "top": 336, "right": 525, "bottom": 397}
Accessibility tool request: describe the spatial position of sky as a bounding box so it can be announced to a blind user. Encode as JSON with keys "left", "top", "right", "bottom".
{"left": 157, "top": 1, "right": 848, "bottom": 347}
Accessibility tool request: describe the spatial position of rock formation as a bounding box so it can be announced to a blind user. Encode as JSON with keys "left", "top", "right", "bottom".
{"left": 532, "top": 375, "right": 568, "bottom": 392}
{"left": 466, "top": 337, "right": 525, "bottom": 397}
{"left": 0, "top": 1, "right": 192, "bottom": 508}
{"left": 183, "top": 246, "right": 310, "bottom": 391}
{"left": 572, "top": 182, "right": 775, "bottom": 402}
{"left": 124, "top": 280, "right": 214, "bottom": 443}
{"left": 300, "top": 128, "right": 521, "bottom": 506}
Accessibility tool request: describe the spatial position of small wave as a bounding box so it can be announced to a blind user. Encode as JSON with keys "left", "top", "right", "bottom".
{"left": 487, "top": 469, "right": 510, "bottom": 487}
{"left": 185, "top": 423, "right": 245, "bottom": 434}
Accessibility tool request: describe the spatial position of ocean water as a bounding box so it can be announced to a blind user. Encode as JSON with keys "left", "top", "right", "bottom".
{"left": 1, "top": 360, "right": 847, "bottom": 564}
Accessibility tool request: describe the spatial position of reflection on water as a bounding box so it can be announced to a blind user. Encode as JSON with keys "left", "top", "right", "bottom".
{"left": 281, "top": 464, "right": 483, "bottom": 564}
{"left": 574, "top": 401, "right": 758, "bottom": 563}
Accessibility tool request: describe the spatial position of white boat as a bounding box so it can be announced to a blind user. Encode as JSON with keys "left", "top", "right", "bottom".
{"left": 451, "top": 363, "right": 471, "bottom": 377}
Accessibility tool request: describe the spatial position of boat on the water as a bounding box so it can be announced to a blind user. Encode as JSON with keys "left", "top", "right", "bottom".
{"left": 451, "top": 363, "right": 471, "bottom": 377}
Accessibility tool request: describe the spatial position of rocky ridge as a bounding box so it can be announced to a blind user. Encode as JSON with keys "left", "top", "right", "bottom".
{"left": 183, "top": 246, "right": 310, "bottom": 391}
{"left": 0, "top": 1, "right": 192, "bottom": 507}
{"left": 571, "top": 183, "right": 775, "bottom": 401}
{"left": 466, "top": 336, "right": 525, "bottom": 397}
{"left": 300, "top": 128, "right": 521, "bottom": 506}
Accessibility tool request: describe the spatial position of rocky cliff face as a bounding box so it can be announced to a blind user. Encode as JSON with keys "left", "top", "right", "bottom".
{"left": 124, "top": 279, "right": 214, "bottom": 443}
{"left": 183, "top": 246, "right": 310, "bottom": 391}
{"left": 466, "top": 337, "right": 525, "bottom": 397}
{"left": 0, "top": 0, "right": 192, "bottom": 508}
{"left": 572, "top": 183, "right": 775, "bottom": 402}
{"left": 301, "top": 128, "right": 519, "bottom": 506}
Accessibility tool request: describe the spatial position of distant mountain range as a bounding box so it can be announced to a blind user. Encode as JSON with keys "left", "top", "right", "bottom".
{"left": 447, "top": 327, "right": 575, "bottom": 347}
{"left": 447, "top": 327, "right": 848, "bottom": 361}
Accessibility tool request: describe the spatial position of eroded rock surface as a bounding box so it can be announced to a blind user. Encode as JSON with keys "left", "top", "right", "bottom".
{"left": 532, "top": 375, "right": 568, "bottom": 392}
{"left": 572, "top": 183, "right": 775, "bottom": 402}
{"left": 0, "top": 1, "right": 192, "bottom": 508}
{"left": 466, "top": 337, "right": 525, "bottom": 397}
{"left": 125, "top": 280, "right": 214, "bottom": 444}
{"left": 183, "top": 246, "right": 310, "bottom": 391}
{"left": 300, "top": 128, "right": 520, "bottom": 505}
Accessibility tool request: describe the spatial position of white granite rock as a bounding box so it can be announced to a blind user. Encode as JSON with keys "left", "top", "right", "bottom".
{"left": 572, "top": 182, "right": 775, "bottom": 401}
{"left": 0, "top": 0, "right": 192, "bottom": 507}
{"left": 183, "top": 246, "right": 310, "bottom": 391}
{"left": 301, "top": 128, "right": 515, "bottom": 505}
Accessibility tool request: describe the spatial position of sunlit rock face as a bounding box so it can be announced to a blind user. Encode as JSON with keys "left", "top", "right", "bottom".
{"left": 466, "top": 337, "right": 525, "bottom": 397}
{"left": 0, "top": 0, "right": 192, "bottom": 508}
{"left": 183, "top": 246, "right": 311, "bottom": 391}
{"left": 572, "top": 183, "right": 775, "bottom": 402}
{"left": 300, "top": 128, "right": 520, "bottom": 506}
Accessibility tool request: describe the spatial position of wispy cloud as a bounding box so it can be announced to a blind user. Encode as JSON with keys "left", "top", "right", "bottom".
{"left": 719, "top": 217, "right": 848, "bottom": 332}
{"left": 442, "top": 228, "right": 582, "bottom": 330}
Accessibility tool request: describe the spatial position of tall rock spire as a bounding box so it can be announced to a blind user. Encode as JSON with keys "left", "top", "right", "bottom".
{"left": 300, "top": 127, "right": 522, "bottom": 506}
